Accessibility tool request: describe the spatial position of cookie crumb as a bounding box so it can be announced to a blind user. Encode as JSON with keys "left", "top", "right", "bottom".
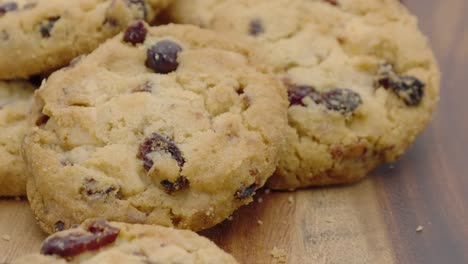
{"left": 205, "top": 207, "right": 214, "bottom": 216}
{"left": 14, "top": 196, "right": 21, "bottom": 201}
{"left": 227, "top": 216, "right": 233, "bottom": 221}
{"left": 257, "top": 220, "right": 263, "bottom": 225}
{"left": 288, "top": 196, "right": 294, "bottom": 203}
{"left": 258, "top": 197, "right": 263, "bottom": 203}
{"left": 416, "top": 225, "right": 424, "bottom": 232}
{"left": 271, "top": 246, "right": 287, "bottom": 263}
{"left": 2, "top": 234, "right": 11, "bottom": 241}
{"left": 264, "top": 189, "right": 271, "bottom": 194}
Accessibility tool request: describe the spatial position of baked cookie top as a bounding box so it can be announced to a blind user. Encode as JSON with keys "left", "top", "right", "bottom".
{"left": 166, "top": 0, "right": 441, "bottom": 189}
{"left": 0, "top": 0, "right": 173, "bottom": 79}
{"left": 0, "top": 80, "right": 36, "bottom": 197}
{"left": 23, "top": 23, "right": 288, "bottom": 233}
{"left": 12, "top": 219, "right": 239, "bottom": 264}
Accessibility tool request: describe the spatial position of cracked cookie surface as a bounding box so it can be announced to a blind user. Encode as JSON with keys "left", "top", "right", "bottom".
{"left": 12, "top": 219, "right": 239, "bottom": 264}
{"left": 165, "top": 0, "right": 441, "bottom": 189}
{"left": 0, "top": 0, "right": 173, "bottom": 79}
{"left": 23, "top": 23, "right": 288, "bottom": 233}
{"left": 0, "top": 80, "right": 36, "bottom": 196}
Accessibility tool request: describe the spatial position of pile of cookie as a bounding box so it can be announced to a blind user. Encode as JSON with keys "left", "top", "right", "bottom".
{"left": 1, "top": 0, "right": 440, "bottom": 263}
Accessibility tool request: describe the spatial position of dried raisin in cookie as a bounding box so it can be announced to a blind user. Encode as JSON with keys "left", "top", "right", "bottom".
{"left": 23, "top": 23, "right": 288, "bottom": 233}
{"left": 12, "top": 219, "right": 239, "bottom": 264}
{"left": 165, "top": 0, "right": 441, "bottom": 189}
{"left": 0, "top": 80, "right": 36, "bottom": 196}
{"left": 0, "top": 0, "right": 173, "bottom": 79}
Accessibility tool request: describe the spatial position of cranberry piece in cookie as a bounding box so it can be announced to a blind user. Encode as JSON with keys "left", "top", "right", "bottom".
{"left": 287, "top": 85, "right": 321, "bottom": 106}
{"left": 41, "top": 219, "right": 120, "bottom": 257}
{"left": 40, "top": 16, "right": 60, "bottom": 38}
{"left": 35, "top": 114, "right": 50, "bottom": 126}
{"left": 138, "top": 133, "right": 185, "bottom": 171}
{"left": 393, "top": 76, "right": 425, "bottom": 106}
{"left": 249, "top": 19, "right": 264, "bottom": 36}
{"left": 377, "top": 63, "right": 425, "bottom": 106}
{"left": 321, "top": 88, "right": 362, "bottom": 114}
{"left": 123, "top": 21, "right": 147, "bottom": 45}
{"left": 0, "top": 2, "right": 17, "bottom": 16}
{"left": 79, "top": 178, "right": 119, "bottom": 201}
{"left": 145, "top": 40, "right": 183, "bottom": 74}
{"left": 324, "top": 0, "right": 338, "bottom": 6}
{"left": 161, "top": 176, "right": 189, "bottom": 194}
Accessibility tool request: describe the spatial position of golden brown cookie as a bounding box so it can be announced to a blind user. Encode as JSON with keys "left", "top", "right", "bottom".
{"left": 165, "top": 0, "right": 441, "bottom": 189}
{"left": 0, "top": 80, "right": 36, "bottom": 196}
{"left": 0, "top": 0, "right": 173, "bottom": 79}
{"left": 12, "top": 219, "right": 238, "bottom": 264}
{"left": 23, "top": 23, "right": 288, "bottom": 233}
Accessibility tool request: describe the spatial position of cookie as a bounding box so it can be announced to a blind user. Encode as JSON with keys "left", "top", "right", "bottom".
{"left": 12, "top": 219, "right": 239, "bottom": 264}
{"left": 23, "top": 23, "right": 288, "bottom": 233}
{"left": 165, "top": 0, "right": 441, "bottom": 189}
{"left": 0, "top": 0, "right": 173, "bottom": 79}
{"left": 0, "top": 80, "right": 36, "bottom": 197}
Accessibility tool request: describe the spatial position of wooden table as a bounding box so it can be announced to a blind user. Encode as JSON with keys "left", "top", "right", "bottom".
{"left": 1, "top": 1, "right": 467, "bottom": 263}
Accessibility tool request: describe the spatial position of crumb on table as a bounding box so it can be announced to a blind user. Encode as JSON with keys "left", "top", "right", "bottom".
{"left": 416, "top": 225, "right": 424, "bottom": 232}
{"left": 271, "top": 246, "right": 287, "bottom": 263}
{"left": 1, "top": 234, "right": 11, "bottom": 241}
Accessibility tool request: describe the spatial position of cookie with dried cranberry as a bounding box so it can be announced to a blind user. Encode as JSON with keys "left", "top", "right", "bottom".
{"left": 23, "top": 23, "right": 288, "bottom": 233}
{"left": 165, "top": 0, "right": 441, "bottom": 189}
{"left": 0, "top": 80, "right": 36, "bottom": 197}
{"left": 12, "top": 219, "right": 239, "bottom": 264}
{"left": 0, "top": 0, "right": 173, "bottom": 79}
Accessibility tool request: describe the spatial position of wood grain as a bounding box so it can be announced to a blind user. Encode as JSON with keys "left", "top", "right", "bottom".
{"left": 202, "top": 180, "right": 396, "bottom": 264}
{"left": 1, "top": 1, "right": 467, "bottom": 263}
{"left": 0, "top": 199, "right": 46, "bottom": 262}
